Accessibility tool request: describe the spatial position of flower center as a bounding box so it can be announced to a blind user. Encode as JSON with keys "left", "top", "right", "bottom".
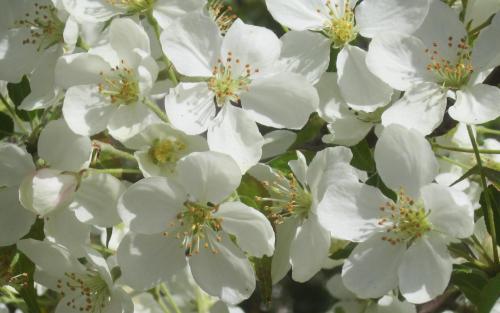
{"left": 256, "top": 171, "right": 312, "bottom": 224}
{"left": 378, "top": 190, "right": 431, "bottom": 245}
{"left": 208, "top": 0, "right": 237, "bottom": 34}
{"left": 106, "top": 0, "right": 156, "bottom": 13}
{"left": 208, "top": 52, "right": 255, "bottom": 107}
{"left": 148, "top": 138, "right": 187, "bottom": 165}
{"left": 162, "top": 201, "right": 224, "bottom": 256}
{"left": 14, "top": 3, "right": 65, "bottom": 51}
{"left": 425, "top": 37, "right": 473, "bottom": 89}
{"left": 98, "top": 62, "right": 140, "bottom": 105}
{"left": 56, "top": 271, "right": 110, "bottom": 313}
{"left": 322, "top": 0, "right": 357, "bottom": 48}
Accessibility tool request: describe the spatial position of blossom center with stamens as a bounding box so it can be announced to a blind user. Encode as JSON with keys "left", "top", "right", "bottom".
{"left": 56, "top": 271, "right": 110, "bottom": 313}
{"left": 163, "top": 201, "right": 224, "bottom": 256}
{"left": 424, "top": 37, "right": 473, "bottom": 89}
{"left": 106, "top": 0, "right": 156, "bottom": 13}
{"left": 98, "top": 62, "right": 140, "bottom": 105}
{"left": 378, "top": 190, "right": 432, "bottom": 245}
{"left": 14, "top": 3, "right": 65, "bottom": 51}
{"left": 322, "top": 0, "right": 357, "bottom": 48}
{"left": 208, "top": 52, "right": 254, "bottom": 107}
{"left": 256, "top": 172, "right": 312, "bottom": 224}
{"left": 148, "top": 138, "right": 187, "bottom": 165}
{"left": 208, "top": 0, "right": 237, "bottom": 34}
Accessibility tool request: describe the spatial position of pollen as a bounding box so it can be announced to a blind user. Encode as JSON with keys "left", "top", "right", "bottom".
{"left": 209, "top": 0, "right": 237, "bottom": 34}
{"left": 15, "top": 3, "right": 65, "bottom": 51}
{"left": 323, "top": 0, "right": 358, "bottom": 48}
{"left": 208, "top": 52, "right": 254, "bottom": 107}
{"left": 148, "top": 138, "right": 187, "bottom": 165}
{"left": 57, "top": 271, "right": 110, "bottom": 313}
{"left": 424, "top": 37, "right": 474, "bottom": 89}
{"left": 98, "top": 62, "right": 140, "bottom": 105}
{"left": 378, "top": 189, "right": 432, "bottom": 245}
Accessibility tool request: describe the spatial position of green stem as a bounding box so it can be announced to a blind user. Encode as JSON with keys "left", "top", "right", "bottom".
{"left": 155, "top": 285, "right": 172, "bottom": 313}
{"left": 144, "top": 98, "right": 169, "bottom": 123}
{"left": 432, "top": 143, "right": 500, "bottom": 154}
{"left": 476, "top": 126, "right": 500, "bottom": 136}
{"left": 76, "top": 36, "right": 90, "bottom": 51}
{"left": 466, "top": 124, "right": 499, "bottom": 264}
{"left": 437, "top": 155, "right": 470, "bottom": 169}
{"left": 93, "top": 140, "right": 137, "bottom": 162}
{"left": 88, "top": 168, "right": 142, "bottom": 176}
{"left": 0, "top": 93, "right": 30, "bottom": 134}
{"left": 160, "top": 284, "right": 182, "bottom": 313}
{"left": 468, "top": 14, "right": 494, "bottom": 35}
{"left": 146, "top": 11, "right": 179, "bottom": 85}
{"left": 471, "top": 236, "right": 495, "bottom": 266}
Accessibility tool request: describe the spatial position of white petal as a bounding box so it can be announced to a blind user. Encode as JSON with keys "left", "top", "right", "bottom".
{"left": 288, "top": 151, "right": 308, "bottom": 187}
{"left": 62, "top": 85, "right": 115, "bottom": 136}
{"left": 109, "top": 18, "right": 151, "bottom": 65}
{"left": 366, "top": 33, "right": 431, "bottom": 91}
{"left": 221, "top": 19, "right": 281, "bottom": 73}
{"left": 17, "top": 239, "right": 85, "bottom": 277}
{"left": 316, "top": 72, "right": 344, "bottom": 122}
{"left": 324, "top": 115, "right": 373, "bottom": 146}
{"left": 381, "top": 82, "right": 447, "bottom": 135}
{"left": 0, "top": 28, "right": 39, "bottom": 83}
{"left": 449, "top": 84, "right": 500, "bottom": 124}
{"left": 208, "top": 106, "right": 264, "bottom": 173}
{"left": 117, "top": 233, "right": 187, "bottom": 291}
{"left": 261, "top": 130, "right": 297, "bottom": 159}
{"left": 242, "top": 72, "right": 319, "bottom": 129}
{"left": 337, "top": 45, "right": 393, "bottom": 112}
{"left": 271, "top": 218, "right": 299, "bottom": 284}
{"left": 118, "top": 177, "right": 186, "bottom": 234}
{"left": 55, "top": 53, "right": 110, "bottom": 89}
{"left": 164, "top": 83, "right": 215, "bottom": 135}
{"left": 61, "top": 0, "right": 118, "bottom": 23}
{"left": 398, "top": 237, "right": 453, "bottom": 304}
{"left": 152, "top": 0, "right": 205, "bottom": 29}
{"left": 0, "top": 187, "right": 36, "bottom": 246}
{"left": 326, "top": 274, "right": 356, "bottom": 300}
{"left": 160, "top": 12, "right": 221, "bottom": 77}
{"left": 342, "top": 233, "right": 405, "bottom": 299}
{"left": 107, "top": 102, "right": 161, "bottom": 142}
{"left": 176, "top": 151, "right": 241, "bottom": 204}
{"left": 356, "top": 0, "right": 429, "bottom": 38}
{"left": 71, "top": 173, "right": 126, "bottom": 227}
{"left": 44, "top": 209, "right": 90, "bottom": 257}
{"left": 0, "top": 143, "right": 35, "bottom": 187}
{"left": 265, "top": 0, "right": 328, "bottom": 30}
{"left": 189, "top": 234, "right": 255, "bottom": 305}
{"left": 214, "top": 201, "right": 275, "bottom": 257}
{"left": 290, "top": 215, "right": 331, "bottom": 282}
{"left": 471, "top": 12, "right": 500, "bottom": 72}
{"left": 38, "top": 119, "right": 92, "bottom": 172}
{"left": 377, "top": 295, "right": 417, "bottom": 313}
{"left": 19, "top": 169, "right": 78, "bottom": 216}
{"left": 374, "top": 125, "right": 438, "bottom": 198}
{"left": 277, "top": 31, "right": 330, "bottom": 84}
{"left": 421, "top": 183, "right": 474, "bottom": 239}
{"left": 317, "top": 180, "right": 387, "bottom": 241}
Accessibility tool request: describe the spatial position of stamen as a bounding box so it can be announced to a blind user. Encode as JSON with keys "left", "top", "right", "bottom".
{"left": 322, "top": 0, "right": 357, "bottom": 48}
{"left": 98, "top": 61, "right": 140, "bottom": 105}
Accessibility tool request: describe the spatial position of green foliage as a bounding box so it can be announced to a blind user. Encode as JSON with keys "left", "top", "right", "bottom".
{"left": 0, "top": 112, "right": 14, "bottom": 139}
{"left": 451, "top": 264, "right": 489, "bottom": 305}
{"left": 481, "top": 186, "right": 500, "bottom": 241}
{"left": 478, "top": 274, "right": 500, "bottom": 313}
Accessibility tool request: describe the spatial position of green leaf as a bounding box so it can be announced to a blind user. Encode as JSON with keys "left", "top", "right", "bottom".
{"left": 366, "top": 174, "right": 397, "bottom": 202}
{"left": 266, "top": 150, "right": 298, "bottom": 175}
{"left": 7, "top": 76, "right": 31, "bottom": 108}
{"left": 450, "top": 165, "right": 480, "bottom": 187}
{"left": 330, "top": 242, "right": 356, "bottom": 260}
{"left": 480, "top": 185, "right": 500, "bottom": 240}
{"left": 106, "top": 227, "right": 113, "bottom": 248}
{"left": 237, "top": 173, "right": 270, "bottom": 210}
{"left": 483, "top": 167, "right": 500, "bottom": 185}
{"left": 350, "top": 140, "right": 375, "bottom": 173}
{"left": 450, "top": 264, "right": 489, "bottom": 304}
{"left": 478, "top": 273, "right": 500, "bottom": 313}
{"left": 252, "top": 255, "right": 273, "bottom": 304}
{"left": 290, "top": 113, "right": 326, "bottom": 150}
{"left": 0, "top": 111, "right": 14, "bottom": 139}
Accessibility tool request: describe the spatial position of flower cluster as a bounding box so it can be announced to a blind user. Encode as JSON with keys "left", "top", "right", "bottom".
{"left": 0, "top": 0, "right": 499, "bottom": 312}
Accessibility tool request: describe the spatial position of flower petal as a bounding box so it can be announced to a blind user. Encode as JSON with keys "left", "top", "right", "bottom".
{"left": 152, "top": 0, "right": 205, "bottom": 29}
{"left": 107, "top": 102, "right": 161, "bottom": 142}
{"left": 44, "top": 209, "right": 90, "bottom": 258}
{"left": 214, "top": 201, "right": 275, "bottom": 257}
{"left": 242, "top": 72, "right": 319, "bottom": 129}
{"left": 61, "top": 0, "right": 118, "bottom": 23}
{"left": 0, "top": 187, "right": 36, "bottom": 246}
{"left": 449, "top": 84, "right": 500, "bottom": 125}
{"left": 265, "top": 0, "right": 328, "bottom": 30}
{"left": 55, "top": 53, "right": 110, "bottom": 89}
{"left": 374, "top": 125, "right": 438, "bottom": 198}
{"left": 176, "top": 151, "right": 241, "bottom": 204}
{"left": 0, "top": 143, "right": 35, "bottom": 187}
{"left": 271, "top": 218, "right": 299, "bottom": 284}
{"left": 118, "top": 177, "right": 186, "bottom": 234}
{"left": 398, "top": 237, "right": 453, "bottom": 304}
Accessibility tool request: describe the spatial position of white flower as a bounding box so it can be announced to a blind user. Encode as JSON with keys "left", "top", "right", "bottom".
{"left": 248, "top": 146, "right": 362, "bottom": 283}
{"left": 264, "top": 0, "right": 429, "bottom": 111}
{"left": 55, "top": 17, "right": 161, "bottom": 141}
{"left": 161, "top": 13, "right": 319, "bottom": 172}
{"left": 62, "top": 0, "right": 204, "bottom": 29}
{"left": 317, "top": 125, "right": 474, "bottom": 303}
{"left": 17, "top": 239, "right": 133, "bottom": 313}
{"left": 117, "top": 151, "right": 274, "bottom": 304}
{"left": 366, "top": 0, "right": 500, "bottom": 133}
{"left": 122, "top": 123, "right": 208, "bottom": 177}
